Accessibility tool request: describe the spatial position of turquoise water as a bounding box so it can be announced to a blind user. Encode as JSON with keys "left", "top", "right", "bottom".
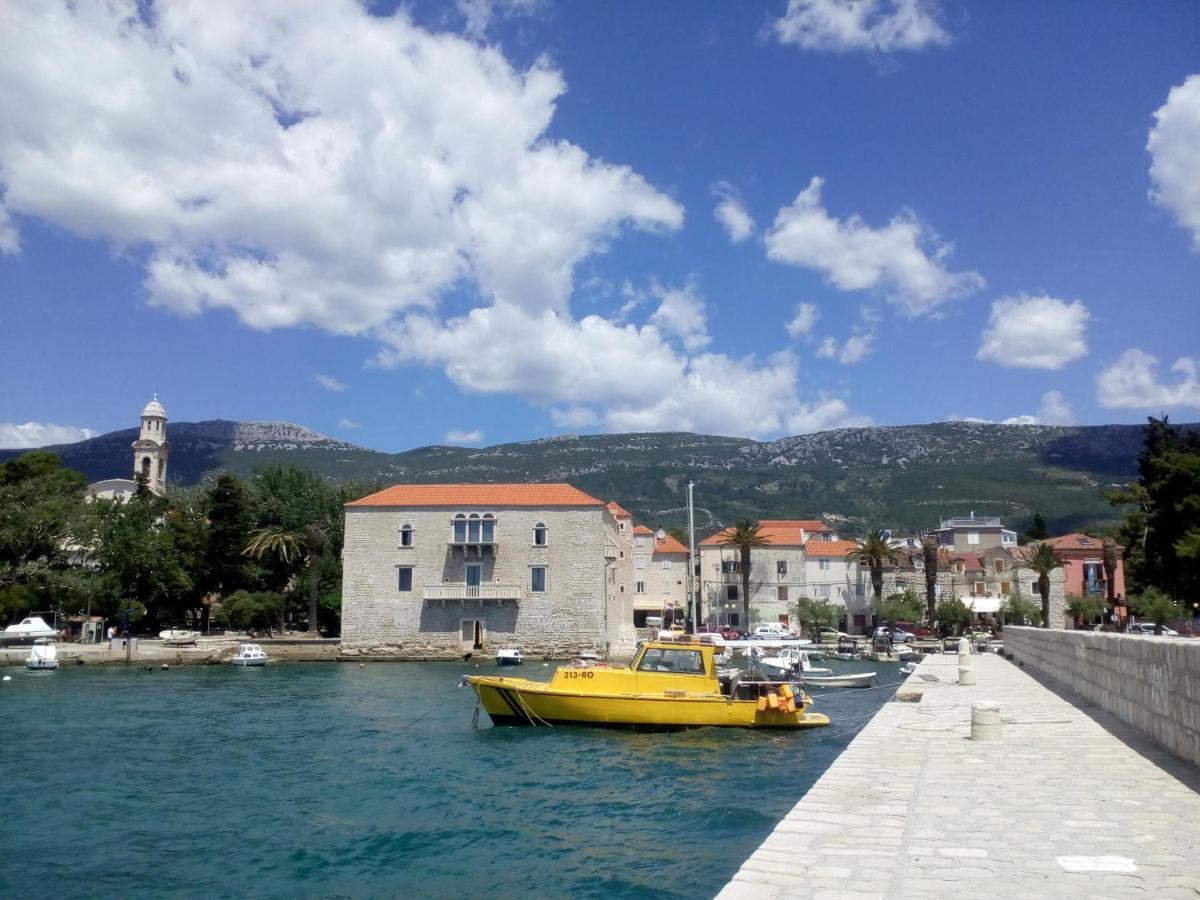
{"left": 0, "top": 659, "right": 900, "bottom": 899}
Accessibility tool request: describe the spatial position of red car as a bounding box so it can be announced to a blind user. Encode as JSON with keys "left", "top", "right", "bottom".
{"left": 894, "top": 621, "right": 932, "bottom": 637}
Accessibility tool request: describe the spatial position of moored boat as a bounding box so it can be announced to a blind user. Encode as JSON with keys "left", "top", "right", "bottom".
{"left": 159, "top": 628, "right": 200, "bottom": 646}
{"left": 495, "top": 646, "right": 525, "bottom": 666}
{"left": 463, "top": 637, "right": 830, "bottom": 730}
{"left": 800, "top": 671, "right": 877, "bottom": 689}
{"left": 2, "top": 616, "right": 58, "bottom": 643}
{"left": 230, "top": 643, "right": 268, "bottom": 666}
{"left": 25, "top": 639, "right": 59, "bottom": 670}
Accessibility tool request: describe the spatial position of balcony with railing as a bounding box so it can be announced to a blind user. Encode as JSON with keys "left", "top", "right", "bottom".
{"left": 422, "top": 583, "right": 523, "bottom": 605}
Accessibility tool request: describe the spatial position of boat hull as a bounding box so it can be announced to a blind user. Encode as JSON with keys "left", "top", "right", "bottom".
{"left": 467, "top": 676, "right": 830, "bottom": 730}
{"left": 231, "top": 658, "right": 267, "bottom": 667}
{"left": 801, "top": 672, "right": 876, "bottom": 689}
{"left": 25, "top": 660, "right": 58, "bottom": 670}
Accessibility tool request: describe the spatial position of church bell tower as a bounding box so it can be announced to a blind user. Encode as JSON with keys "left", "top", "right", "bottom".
{"left": 132, "top": 394, "right": 170, "bottom": 495}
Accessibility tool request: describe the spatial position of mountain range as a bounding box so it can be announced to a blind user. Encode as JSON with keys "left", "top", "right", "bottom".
{"left": 5, "top": 418, "right": 1180, "bottom": 537}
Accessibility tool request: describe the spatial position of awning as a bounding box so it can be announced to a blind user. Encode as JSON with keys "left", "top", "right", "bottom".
{"left": 968, "top": 596, "right": 1002, "bottom": 613}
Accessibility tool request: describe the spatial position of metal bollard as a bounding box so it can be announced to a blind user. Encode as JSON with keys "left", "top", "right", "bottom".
{"left": 971, "top": 700, "right": 1002, "bottom": 741}
{"left": 958, "top": 665, "right": 977, "bottom": 686}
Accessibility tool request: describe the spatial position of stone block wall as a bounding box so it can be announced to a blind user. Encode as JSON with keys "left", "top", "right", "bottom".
{"left": 1004, "top": 626, "right": 1200, "bottom": 768}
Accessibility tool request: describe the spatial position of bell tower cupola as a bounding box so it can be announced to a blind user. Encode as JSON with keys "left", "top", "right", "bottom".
{"left": 132, "top": 394, "right": 170, "bottom": 495}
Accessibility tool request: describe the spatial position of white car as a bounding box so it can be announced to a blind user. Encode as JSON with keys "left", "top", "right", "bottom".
{"left": 752, "top": 624, "right": 796, "bottom": 640}
{"left": 873, "top": 626, "right": 915, "bottom": 643}
{"left": 1130, "top": 623, "right": 1178, "bottom": 636}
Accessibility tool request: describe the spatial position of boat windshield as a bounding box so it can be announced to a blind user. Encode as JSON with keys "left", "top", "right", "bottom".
{"left": 636, "top": 648, "right": 705, "bottom": 674}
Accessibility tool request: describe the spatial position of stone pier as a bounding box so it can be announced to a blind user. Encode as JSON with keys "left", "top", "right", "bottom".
{"left": 719, "top": 652, "right": 1200, "bottom": 899}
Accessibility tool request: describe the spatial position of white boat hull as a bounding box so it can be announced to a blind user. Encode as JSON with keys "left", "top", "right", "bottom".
{"left": 231, "top": 657, "right": 267, "bottom": 667}
{"left": 25, "top": 658, "right": 59, "bottom": 670}
{"left": 801, "top": 672, "right": 877, "bottom": 689}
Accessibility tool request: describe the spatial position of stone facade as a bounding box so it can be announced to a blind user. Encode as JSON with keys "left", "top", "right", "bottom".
{"left": 340, "top": 486, "right": 634, "bottom": 659}
{"left": 131, "top": 395, "right": 170, "bottom": 496}
{"left": 1004, "top": 626, "right": 1200, "bottom": 768}
{"left": 630, "top": 526, "right": 688, "bottom": 622}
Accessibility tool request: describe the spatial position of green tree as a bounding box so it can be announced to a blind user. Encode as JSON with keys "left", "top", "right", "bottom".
{"left": 1024, "top": 512, "right": 1049, "bottom": 543}
{"left": 792, "top": 596, "right": 839, "bottom": 640}
{"left": 203, "top": 474, "right": 255, "bottom": 629}
{"left": 848, "top": 529, "right": 900, "bottom": 606}
{"left": 920, "top": 533, "right": 939, "bottom": 626}
{"left": 217, "top": 590, "right": 284, "bottom": 632}
{"left": 873, "top": 590, "right": 923, "bottom": 641}
{"left": 243, "top": 526, "right": 303, "bottom": 634}
{"left": 1129, "top": 587, "right": 1185, "bottom": 635}
{"left": 0, "top": 451, "right": 88, "bottom": 591}
{"left": 934, "top": 595, "right": 973, "bottom": 636}
{"left": 1065, "top": 594, "right": 1107, "bottom": 629}
{"left": 725, "top": 519, "right": 766, "bottom": 630}
{"left": 1017, "top": 542, "right": 1066, "bottom": 629}
{"left": 999, "top": 593, "right": 1042, "bottom": 627}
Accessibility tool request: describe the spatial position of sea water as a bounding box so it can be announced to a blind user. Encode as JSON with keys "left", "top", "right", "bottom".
{"left": 0, "top": 659, "right": 900, "bottom": 899}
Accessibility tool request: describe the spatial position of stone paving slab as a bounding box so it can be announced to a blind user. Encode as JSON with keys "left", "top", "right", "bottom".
{"left": 718, "top": 652, "right": 1200, "bottom": 899}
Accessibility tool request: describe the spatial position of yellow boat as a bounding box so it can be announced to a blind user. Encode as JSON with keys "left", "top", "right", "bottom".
{"left": 463, "top": 638, "right": 830, "bottom": 730}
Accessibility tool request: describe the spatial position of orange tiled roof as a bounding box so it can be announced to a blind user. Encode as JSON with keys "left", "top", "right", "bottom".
{"left": 700, "top": 519, "right": 828, "bottom": 547}
{"left": 1044, "top": 533, "right": 1121, "bottom": 553}
{"left": 633, "top": 524, "right": 653, "bottom": 534}
{"left": 654, "top": 533, "right": 689, "bottom": 554}
{"left": 606, "top": 500, "right": 632, "bottom": 518}
{"left": 803, "top": 539, "right": 859, "bottom": 558}
{"left": 347, "top": 483, "right": 604, "bottom": 508}
{"left": 948, "top": 552, "right": 984, "bottom": 572}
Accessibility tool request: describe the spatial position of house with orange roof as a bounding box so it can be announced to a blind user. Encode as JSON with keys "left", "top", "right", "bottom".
{"left": 698, "top": 519, "right": 839, "bottom": 631}
{"left": 802, "top": 539, "right": 870, "bottom": 632}
{"left": 340, "top": 482, "right": 637, "bottom": 657}
{"left": 629, "top": 524, "right": 689, "bottom": 627}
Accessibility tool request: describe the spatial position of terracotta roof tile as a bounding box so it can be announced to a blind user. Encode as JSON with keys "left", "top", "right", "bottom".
{"left": 803, "top": 539, "right": 859, "bottom": 558}
{"left": 700, "top": 519, "right": 829, "bottom": 547}
{"left": 1044, "top": 533, "right": 1122, "bottom": 553}
{"left": 633, "top": 524, "right": 654, "bottom": 535}
{"left": 653, "top": 533, "right": 689, "bottom": 554}
{"left": 347, "top": 483, "right": 604, "bottom": 508}
{"left": 606, "top": 500, "right": 632, "bottom": 518}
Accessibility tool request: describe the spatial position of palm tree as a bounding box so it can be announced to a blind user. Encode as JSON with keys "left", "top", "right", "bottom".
{"left": 1018, "top": 542, "right": 1066, "bottom": 629}
{"left": 921, "top": 533, "right": 939, "bottom": 627}
{"left": 725, "top": 520, "right": 767, "bottom": 631}
{"left": 848, "top": 529, "right": 900, "bottom": 611}
{"left": 244, "top": 526, "right": 303, "bottom": 635}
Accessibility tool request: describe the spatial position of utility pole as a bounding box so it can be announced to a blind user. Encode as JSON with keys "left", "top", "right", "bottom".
{"left": 686, "top": 480, "right": 697, "bottom": 628}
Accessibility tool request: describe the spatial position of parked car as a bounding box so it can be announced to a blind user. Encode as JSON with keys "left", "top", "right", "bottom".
{"left": 752, "top": 624, "right": 796, "bottom": 640}
{"left": 1130, "top": 623, "right": 1179, "bottom": 636}
{"left": 873, "top": 626, "right": 915, "bottom": 643}
{"left": 719, "top": 626, "right": 742, "bottom": 641}
{"left": 693, "top": 624, "right": 723, "bottom": 634}
{"left": 815, "top": 626, "right": 846, "bottom": 643}
{"left": 893, "top": 621, "right": 932, "bottom": 638}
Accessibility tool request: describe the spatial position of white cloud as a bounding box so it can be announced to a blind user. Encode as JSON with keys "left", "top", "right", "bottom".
{"left": 772, "top": 0, "right": 951, "bottom": 53}
{"left": 976, "top": 294, "right": 1090, "bottom": 370}
{"left": 712, "top": 182, "right": 755, "bottom": 243}
{"left": 1097, "top": 349, "right": 1200, "bottom": 409}
{"left": 0, "top": 0, "right": 682, "bottom": 335}
{"left": 0, "top": 422, "right": 96, "bottom": 449}
{"left": 648, "top": 280, "right": 710, "bottom": 352}
{"left": 785, "top": 399, "right": 872, "bottom": 434}
{"left": 0, "top": 205, "right": 19, "bottom": 255}
{"left": 786, "top": 302, "right": 820, "bottom": 339}
{"left": 764, "top": 177, "right": 983, "bottom": 316}
{"left": 314, "top": 374, "right": 346, "bottom": 393}
{"left": 950, "top": 391, "right": 1076, "bottom": 426}
{"left": 376, "top": 301, "right": 869, "bottom": 438}
{"left": 1147, "top": 74, "right": 1200, "bottom": 250}
{"left": 337, "top": 417, "right": 361, "bottom": 429}
{"left": 457, "top": 0, "right": 542, "bottom": 40}
{"left": 444, "top": 428, "right": 484, "bottom": 445}
{"left": 838, "top": 331, "right": 877, "bottom": 364}
{"left": 816, "top": 336, "right": 838, "bottom": 358}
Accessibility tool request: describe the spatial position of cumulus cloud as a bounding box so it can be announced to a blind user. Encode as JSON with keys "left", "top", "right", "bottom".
{"left": 648, "top": 280, "right": 710, "bottom": 352}
{"left": 1147, "top": 75, "right": 1200, "bottom": 250}
{"left": 0, "top": 0, "right": 682, "bottom": 334}
{"left": 550, "top": 406, "right": 600, "bottom": 429}
{"left": 786, "top": 302, "right": 820, "bottom": 339}
{"left": 444, "top": 428, "right": 484, "bottom": 445}
{"left": 816, "top": 336, "right": 838, "bottom": 359}
{"left": 976, "top": 294, "right": 1090, "bottom": 370}
{"left": 314, "top": 374, "right": 346, "bottom": 393}
{"left": 1097, "top": 349, "right": 1200, "bottom": 409}
{"left": 949, "top": 391, "right": 1075, "bottom": 427}
{"left": 712, "top": 182, "right": 755, "bottom": 243}
{"left": 337, "top": 417, "right": 361, "bottom": 429}
{"left": 772, "top": 0, "right": 951, "bottom": 53}
{"left": 457, "top": 0, "right": 542, "bottom": 40}
{"left": 764, "top": 177, "right": 983, "bottom": 316}
{"left": 0, "top": 422, "right": 96, "bottom": 449}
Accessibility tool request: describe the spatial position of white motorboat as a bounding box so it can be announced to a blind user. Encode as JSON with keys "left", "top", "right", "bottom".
{"left": 2, "top": 616, "right": 58, "bottom": 643}
{"left": 495, "top": 646, "right": 525, "bottom": 666}
{"left": 159, "top": 628, "right": 200, "bottom": 646}
{"left": 756, "top": 647, "right": 832, "bottom": 679}
{"left": 25, "top": 639, "right": 59, "bottom": 670}
{"left": 230, "top": 643, "right": 268, "bottom": 666}
{"left": 800, "top": 671, "right": 877, "bottom": 689}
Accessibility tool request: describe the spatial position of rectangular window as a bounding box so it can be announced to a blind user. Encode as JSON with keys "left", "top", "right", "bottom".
{"left": 722, "top": 560, "right": 740, "bottom": 574}
{"left": 453, "top": 518, "right": 466, "bottom": 543}
{"left": 661, "top": 560, "right": 671, "bottom": 570}
{"left": 973, "top": 582, "right": 986, "bottom": 596}
{"left": 728, "top": 613, "right": 739, "bottom": 627}
{"left": 481, "top": 518, "right": 495, "bottom": 542}
{"left": 531, "top": 566, "right": 546, "bottom": 593}
{"left": 399, "top": 527, "right": 413, "bottom": 548}
{"left": 819, "top": 559, "right": 830, "bottom": 570}
{"left": 635, "top": 581, "right": 645, "bottom": 594}
{"left": 967, "top": 531, "right": 980, "bottom": 545}
{"left": 726, "top": 585, "right": 739, "bottom": 601}
{"left": 777, "top": 586, "right": 788, "bottom": 603}
{"left": 1000, "top": 581, "right": 1011, "bottom": 595}
{"left": 398, "top": 567, "right": 413, "bottom": 592}
{"left": 777, "top": 560, "right": 788, "bottom": 576}
{"left": 635, "top": 556, "right": 646, "bottom": 570}
{"left": 994, "top": 559, "right": 1004, "bottom": 574}
{"left": 636, "top": 536, "right": 647, "bottom": 547}
{"left": 467, "top": 518, "right": 481, "bottom": 542}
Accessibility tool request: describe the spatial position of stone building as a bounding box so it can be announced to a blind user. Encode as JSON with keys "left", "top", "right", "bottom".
{"left": 802, "top": 539, "right": 869, "bottom": 633}
{"left": 339, "top": 483, "right": 637, "bottom": 658}
{"left": 698, "top": 520, "right": 836, "bottom": 630}
{"left": 87, "top": 394, "right": 170, "bottom": 500}
{"left": 630, "top": 525, "right": 689, "bottom": 626}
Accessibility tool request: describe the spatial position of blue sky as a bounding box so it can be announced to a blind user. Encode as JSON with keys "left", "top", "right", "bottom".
{"left": 0, "top": 0, "right": 1197, "bottom": 452}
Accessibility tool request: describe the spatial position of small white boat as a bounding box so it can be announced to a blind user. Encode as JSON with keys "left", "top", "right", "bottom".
{"left": 495, "top": 647, "right": 525, "bottom": 666}
{"left": 230, "top": 643, "right": 268, "bottom": 666}
{"left": 25, "top": 639, "right": 59, "bottom": 670}
{"left": 2, "top": 616, "right": 58, "bottom": 642}
{"left": 757, "top": 647, "right": 831, "bottom": 679}
{"left": 900, "top": 663, "right": 918, "bottom": 676}
{"left": 159, "top": 628, "right": 200, "bottom": 646}
{"left": 800, "top": 671, "right": 877, "bottom": 689}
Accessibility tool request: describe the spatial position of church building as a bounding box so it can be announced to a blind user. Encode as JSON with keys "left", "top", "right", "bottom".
{"left": 86, "top": 395, "right": 172, "bottom": 500}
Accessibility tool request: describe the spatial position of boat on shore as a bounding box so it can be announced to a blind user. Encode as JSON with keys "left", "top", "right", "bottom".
{"left": 2, "top": 616, "right": 58, "bottom": 644}
{"left": 25, "top": 639, "right": 59, "bottom": 670}
{"left": 231, "top": 643, "right": 268, "bottom": 667}
{"left": 495, "top": 646, "right": 525, "bottom": 666}
{"left": 159, "top": 628, "right": 200, "bottom": 646}
{"left": 463, "top": 637, "right": 830, "bottom": 730}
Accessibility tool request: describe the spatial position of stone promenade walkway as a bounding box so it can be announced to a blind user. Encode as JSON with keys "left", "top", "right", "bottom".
{"left": 718, "top": 652, "right": 1200, "bottom": 899}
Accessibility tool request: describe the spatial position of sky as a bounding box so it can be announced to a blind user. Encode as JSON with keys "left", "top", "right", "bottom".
{"left": 0, "top": 0, "right": 1198, "bottom": 452}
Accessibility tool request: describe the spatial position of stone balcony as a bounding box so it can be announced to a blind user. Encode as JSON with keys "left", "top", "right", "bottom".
{"left": 422, "top": 583, "right": 523, "bottom": 605}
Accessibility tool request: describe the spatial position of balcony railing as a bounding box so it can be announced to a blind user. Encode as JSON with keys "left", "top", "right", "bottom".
{"left": 423, "top": 583, "right": 523, "bottom": 603}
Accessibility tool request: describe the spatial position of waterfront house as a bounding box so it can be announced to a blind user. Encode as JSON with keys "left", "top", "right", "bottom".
{"left": 802, "top": 539, "right": 870, "bottom": 633}
{"left": 340, "top": 483, "right": 636, "bottom": 658}
{"left": 630, "top": 525, "right": 689, "bottom": 628}
{"left": 698, "top": 520, "right": 836, "bottom": 630}
{"left": 931, "top": 514, "right": 1018, "bottom": 553}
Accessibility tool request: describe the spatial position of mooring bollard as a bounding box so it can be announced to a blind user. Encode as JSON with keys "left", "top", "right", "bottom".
{"left": 957, "top": 637, "right": 971, "bottom": 655}
{"left": 958, "top": 665, "right": 977, "bottom": 685}
{"left": 971, "top": 700, "right": 1002, "bottom": 741}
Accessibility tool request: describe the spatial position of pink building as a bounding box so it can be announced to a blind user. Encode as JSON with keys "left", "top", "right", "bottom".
{"left": 1043, "top": 533, "right": 1127, "bottom": 621}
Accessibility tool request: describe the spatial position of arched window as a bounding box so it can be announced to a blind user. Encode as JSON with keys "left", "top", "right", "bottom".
{"left": 157, "top": 459, "right": 165, "bottom": 480}
{"left": 399, "top": 524, "right": 413, "bottom": 548}
{"left": 467, "top": 513, "right": 481, "bottom": 543}
{"left": 481, "top": 513, "right": 495, "bottom": 543}
{"left": 533, "top": 522, "right": 547, "bottom": 546}
{"left": 453, "top": 514, "right": 467, "bottom": 543}
{"left": 141, "top": 457, "right": 151, "bottom": 478}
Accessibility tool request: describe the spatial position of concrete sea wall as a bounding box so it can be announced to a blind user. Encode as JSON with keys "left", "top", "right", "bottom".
{"left": 1003, "top": 625, "right": 1200, "bottom": 767}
